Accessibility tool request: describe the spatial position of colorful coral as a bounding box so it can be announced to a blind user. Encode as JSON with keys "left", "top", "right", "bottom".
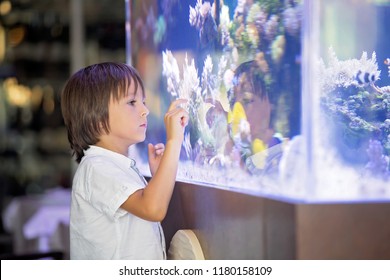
{"left": 320, "top": 48, "right": 390, "bottom": 174}
{"left": 162, "top": 0, "right": 302, "bottom": 172}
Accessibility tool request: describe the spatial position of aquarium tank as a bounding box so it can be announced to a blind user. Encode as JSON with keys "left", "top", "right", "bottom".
{"left": 126, "top": 0, "right": 390, "bottom": 202}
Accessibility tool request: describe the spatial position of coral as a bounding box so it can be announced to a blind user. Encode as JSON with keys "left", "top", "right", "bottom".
{"left": 364, "top": 139, "right": 390, "bottom": 180}
{"left": 161, "top": 0, "right": 303, "bottom": 173}
{"left": 189, "top": 0, "right": 218, "bottom": 48}
{"left": 270, "top": 35, "right": 285, "bottom": 64}
{"left": 283, "top": 5, "right": 302, "bottom": 36}
{"left": 320, "top": 49, "right": 390, "bottom": 171}
{"left": 162, "top": 50, "right": 181, "bottom": 97}
{"left": 162, "top": 51, "right": 231, "bottom": 165}
{"left": 318, "top": 48, "right": 381, "bottom": 93}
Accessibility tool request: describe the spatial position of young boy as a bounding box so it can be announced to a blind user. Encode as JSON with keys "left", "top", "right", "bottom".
{"left": 228, "top": 60, "right": 283, "bottom": 174}
{"left": 61, "top": 62, "right": 188, "bottom": 259}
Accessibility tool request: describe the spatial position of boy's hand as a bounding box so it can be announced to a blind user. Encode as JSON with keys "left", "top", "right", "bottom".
{"left": 148, "top": 143, "right": 165, "bottom": 176}
{"left": 164, "top": 99, "right": 189, "bottom": 144}
{"left": 148, "top": 99, "right": 188, "bottom": 176}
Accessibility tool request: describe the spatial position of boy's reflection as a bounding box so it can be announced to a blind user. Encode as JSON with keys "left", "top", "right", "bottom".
{"left": 227, "top": 60, "right": 283, "bottom": 174}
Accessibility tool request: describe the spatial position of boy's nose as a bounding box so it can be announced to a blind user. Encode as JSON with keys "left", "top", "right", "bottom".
{"left": 141, "top": 105, "right": 149, "bottom": 117}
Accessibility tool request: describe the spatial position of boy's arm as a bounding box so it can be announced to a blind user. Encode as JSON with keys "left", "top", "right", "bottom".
{"left": 120, "top": 99, "right": 188, "bottom": 222}
{"left": 147, "top": 143, "right": 165, "bottom": 176}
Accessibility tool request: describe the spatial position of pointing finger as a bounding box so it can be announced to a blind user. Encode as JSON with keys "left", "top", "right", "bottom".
{"left": 168, "top": 99, "right": 188, "bottom": 111}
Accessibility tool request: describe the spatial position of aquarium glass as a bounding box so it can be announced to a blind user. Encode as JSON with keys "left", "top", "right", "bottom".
{"left": 127, "top": 0, "right": 390, "bottom": 202}
{"left": 305, "top": 0, "right": 390, "bottom": 201}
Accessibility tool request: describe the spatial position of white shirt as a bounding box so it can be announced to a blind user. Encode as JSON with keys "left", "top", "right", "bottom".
{"left": 70, "top": 145, "right": 166, "bottom": 260}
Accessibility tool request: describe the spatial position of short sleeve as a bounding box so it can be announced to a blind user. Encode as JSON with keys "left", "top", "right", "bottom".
{"left": 84, "top": 161, "right": 145, "bottom": 220}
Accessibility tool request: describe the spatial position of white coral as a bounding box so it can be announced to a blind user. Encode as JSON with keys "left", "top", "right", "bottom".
{"left": 162, "top": 50, "right": 181, "bottom": 97}
{"left": 318, "top": 47, "right": 381, "bottom": 93}
{"left": 179, "top": 55, "right": 200, "bottom": 101}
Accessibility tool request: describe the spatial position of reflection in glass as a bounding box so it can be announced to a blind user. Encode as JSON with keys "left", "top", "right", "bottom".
{"left": 127, "top": 0, "right": 390, "bottom": 202}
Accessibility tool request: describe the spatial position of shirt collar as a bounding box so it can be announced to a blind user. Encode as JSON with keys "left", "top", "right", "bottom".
{"left": 84, "top": 145, "right": 136, "bottom": 168}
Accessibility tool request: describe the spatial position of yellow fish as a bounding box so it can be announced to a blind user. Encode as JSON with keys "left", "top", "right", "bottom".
{"left": 227, "top": 101, "right": 247, "bottom": 136}
{"left": 248, "top": 138, "right": 268, "bottom": 169}
{"left": 252, "top": 138, "right": 267, "bottom": 154}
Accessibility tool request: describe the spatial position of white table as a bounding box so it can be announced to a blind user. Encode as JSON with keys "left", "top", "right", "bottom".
{"left": 3, "top": 187, "right": 71, "bottom": 258}
{"left": 23, "top": 205, "right": 70, "bottom": 253}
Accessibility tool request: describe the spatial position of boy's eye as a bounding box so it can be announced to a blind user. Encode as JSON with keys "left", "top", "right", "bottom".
{"left": 128, "top": 100, "right": 136, "bottom": 106}
{"left": 243, "top": 98, "right": 254, "bottom": 105}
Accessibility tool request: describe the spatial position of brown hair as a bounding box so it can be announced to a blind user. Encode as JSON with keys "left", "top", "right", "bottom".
{"left": 234, "top": 60, "right": 268, "bottom": 98}
{"left": 227, "top": 60, "right": 269, "bottom": 109}
{"left": 61, "top": 62, "right": 145, "bottom": 163}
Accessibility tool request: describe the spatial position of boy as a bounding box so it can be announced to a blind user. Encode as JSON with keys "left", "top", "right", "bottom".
{"left": 228, "top": 60, "right": 283, "bottom": 174}
{"left": 61, "top": 62, "right": 188, "bottom": 259}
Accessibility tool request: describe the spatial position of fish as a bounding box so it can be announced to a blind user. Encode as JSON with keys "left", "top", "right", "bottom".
{"left": 354, "top": 70, "right": 378, "bottom": 85}
{"left": 385, "top": 58, "right": 390, "bottom": 77}
{"left": 227, "top": 101, "right": 247, "bottom": 136}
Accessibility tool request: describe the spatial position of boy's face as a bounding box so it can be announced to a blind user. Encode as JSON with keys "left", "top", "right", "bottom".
{"left": 236, "top": 91, "right": 272, "bottom": 142}
{"left": 100, "top": 81, "right": 149, "bottom": 154}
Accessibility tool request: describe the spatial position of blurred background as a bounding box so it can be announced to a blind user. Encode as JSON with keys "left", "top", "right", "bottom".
{"left": 2, "top": 0, "right": 389, "bottom": 261}
{"left": 0, "top": 0, "right": 126, "bottom": 258}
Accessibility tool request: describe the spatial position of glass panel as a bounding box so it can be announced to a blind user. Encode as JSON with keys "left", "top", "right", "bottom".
{"left": 127, "top": 0, "right": 303, "bottom": 197}
{"left": 127, "top": 0, "right": 390, "bottom": 202}
{"left": 308, "top": 0, "right": 390, "bottom": 201}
